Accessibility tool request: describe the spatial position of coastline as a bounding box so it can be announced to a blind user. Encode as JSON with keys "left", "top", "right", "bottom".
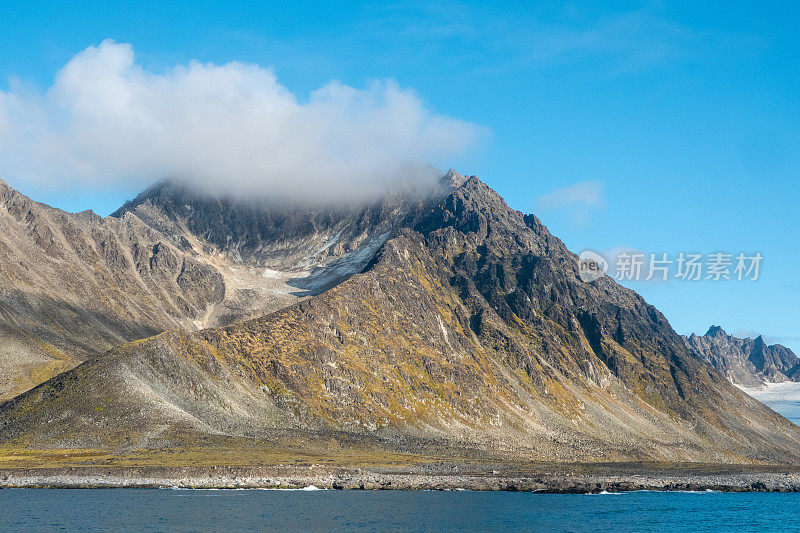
{"left": 4, "top": 465, "right": 800, "bottom": 493}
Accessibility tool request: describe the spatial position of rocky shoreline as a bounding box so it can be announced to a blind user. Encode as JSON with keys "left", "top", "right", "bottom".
{"left": 4, "top": 466, "right": 800, "bottom": 493}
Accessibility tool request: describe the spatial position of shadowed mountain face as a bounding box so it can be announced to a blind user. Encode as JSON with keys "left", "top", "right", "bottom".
{"left": 683, "top": 327, "right": 800, "bottom": 387}
{"left": 2, "top": 172, "right": 800, "bottom": 464}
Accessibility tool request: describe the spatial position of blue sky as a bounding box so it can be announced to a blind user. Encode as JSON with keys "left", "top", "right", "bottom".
{"left": 1, "top": 1, "right": 798, "bottom": 351}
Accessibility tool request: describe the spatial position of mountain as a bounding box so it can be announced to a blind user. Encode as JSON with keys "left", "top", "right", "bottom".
{"left": 2, "top": 172, "right": 800, "bottom": 465}
{"left": 0, "top": 177, "right": 440, "bottom": 400}
{"left": 683, "top": 326, "right": 800, "bottom": 387}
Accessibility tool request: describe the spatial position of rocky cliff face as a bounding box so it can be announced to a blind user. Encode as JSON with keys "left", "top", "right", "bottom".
{"left": 683, "top": 326, "right": 800, "bottom": 387}
{"left": 3, "top": 173, "right": 800, "bottom": 464}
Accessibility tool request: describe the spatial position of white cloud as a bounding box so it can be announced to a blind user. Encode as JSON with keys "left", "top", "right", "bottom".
{"left": 0, "top": 40, "right": 482, "bottom": 203}
{"left": 536, "top": 180, "right": 605, "bottom": 210}
{"left": 535, "top": 180, "right": 605, "bottom": 226}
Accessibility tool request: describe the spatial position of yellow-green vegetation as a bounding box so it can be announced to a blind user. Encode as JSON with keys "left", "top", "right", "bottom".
{"left": 180, "top": 238, "right": 515, "bottom": 432}
{"left": 3, "top": 340, "right": 80, "bottom": 402}
{"left": 0, "top": 445, "right": 435, "bottom": 470}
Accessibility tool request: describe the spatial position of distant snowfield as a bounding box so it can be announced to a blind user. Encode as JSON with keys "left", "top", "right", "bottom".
{"left": 736, "top": 382, "right": 800, "bottom": 426}
{"left": 736, "top": 382, "right": 800, "bottom": 402}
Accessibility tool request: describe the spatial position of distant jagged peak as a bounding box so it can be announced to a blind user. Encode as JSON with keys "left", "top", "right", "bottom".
{"left": 685, "top": 325, "right": 800, "bottom": 386}
{"left": 699, "top": 325, "right": 789, "bottom": 352}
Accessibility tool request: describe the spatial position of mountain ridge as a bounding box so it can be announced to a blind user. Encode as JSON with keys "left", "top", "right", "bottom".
{"left": 3, "top": 172, "right": 800, "bottom": 465}
{"left": 0, "top": 174, "right": 453, "bottom": 400}
{"left": 683, "top": 326, "right": 800, "bottom": 387}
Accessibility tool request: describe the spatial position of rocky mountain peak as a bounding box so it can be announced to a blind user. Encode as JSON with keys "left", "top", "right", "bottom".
{"left": 110, "top": 173, "right": 466, "bottom": 271}
{"left": 441, "top": 168, "right": 468, "bottom": 188}
{"left": 684, "top": 327, "right": 800, "bottom": 386}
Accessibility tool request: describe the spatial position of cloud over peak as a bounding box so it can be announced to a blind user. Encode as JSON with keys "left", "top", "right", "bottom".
{"left": 0, "top": 40, "right": 482, "bottom": 202}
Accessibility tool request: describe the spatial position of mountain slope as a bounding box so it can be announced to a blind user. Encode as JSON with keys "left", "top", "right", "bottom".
{"left": 683, "top": 326, "right": 800, "bottom": 387}
{"left": 3, "top": 174, "right": 800, "bottom": 464}
{"left": 0, "top": 180, "right": 217, "bottom": 399}
{"left": 0, "top": 177, "right": 441, "bottom": 400}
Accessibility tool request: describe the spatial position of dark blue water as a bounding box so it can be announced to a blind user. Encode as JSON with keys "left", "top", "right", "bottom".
{"left": 1, "top": 488, "right": 798, "bottom": 532}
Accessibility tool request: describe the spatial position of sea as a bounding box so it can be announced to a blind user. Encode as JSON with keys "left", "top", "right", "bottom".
{"left": 2, "top": 488, "right": 800, "bottom": 532}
